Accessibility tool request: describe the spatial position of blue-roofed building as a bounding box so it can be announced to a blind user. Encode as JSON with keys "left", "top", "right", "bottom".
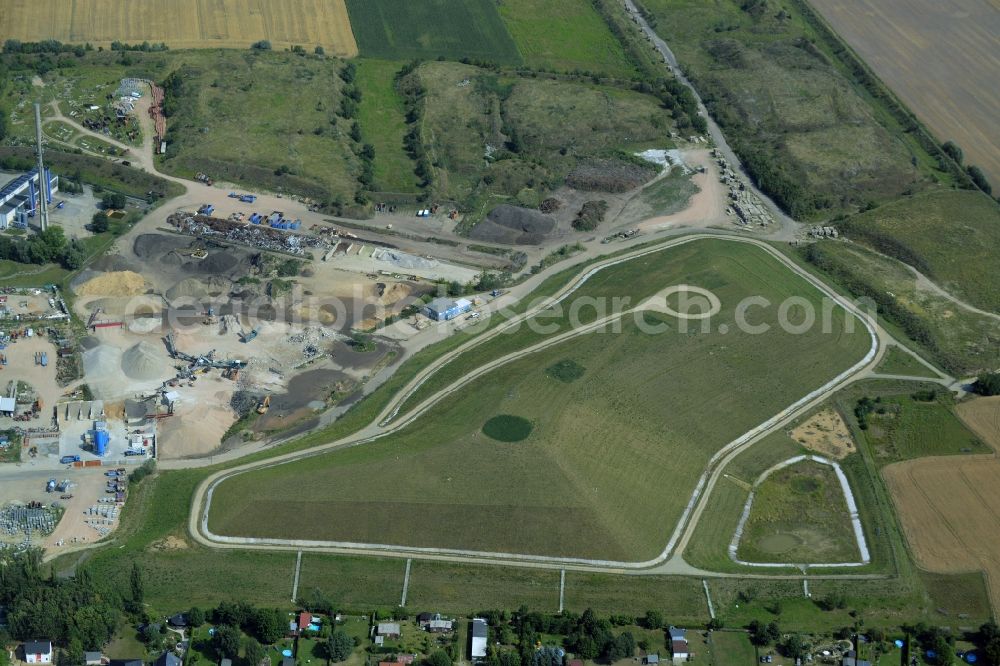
{"left": 0, "top": 169, "right": 58, "bottom": 228}
{"left": 423, "top": 297, "right": 472, "bottom": 321}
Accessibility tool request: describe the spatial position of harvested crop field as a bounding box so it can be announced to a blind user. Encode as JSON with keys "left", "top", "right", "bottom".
{"left": 884, "top": 454, "right": 1000, "bottom": 613}
{"left": 809, "top": 0, "right": 1000, "bottom": 188}
{"left": 208, "top": 239, "right": 873, "bottom": 561}
{"left": 0, "top": 0, "right": 358, "bottom": 54}
{"left": 957, "top": 396, "right": 1000, "bottom": 452}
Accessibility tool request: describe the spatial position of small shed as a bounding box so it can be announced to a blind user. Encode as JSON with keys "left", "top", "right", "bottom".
{"left": 644, "top": 656, "right": 660, "bottom": 665}
{"left": 85, "top": 652, "right": 103, "bottom": 666}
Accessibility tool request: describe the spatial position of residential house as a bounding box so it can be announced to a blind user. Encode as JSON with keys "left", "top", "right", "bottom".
{"left": 109, "top": 660, "right": 143, "bottom": 666}
{"left": 167, "top": 614, "right": 188, "bottom": 629}
{"left": 23, "top": 641, "right": 52, "bottom": 664}
{"left": 377, "top": 622, "right": 401, "bottom": 639}
{"left": 84, "top": 652, "right": 104, "bottom": 666}
{"left": 471, "top": 619, "right": 488, "bottom": 661}
{"left": 669, "top": 627, "right": 689, "bottom": 662}
{"left": 416, "top": 613, "right": 434, "bottom": 626}
{"left": 427, "top": 619, "right": 453, "bottom": 633}
{"left": 155, "top": 652, "right": 182, "bottom": 666}
{"left": 221, "top": 659, "right": 233, "bottom": 666}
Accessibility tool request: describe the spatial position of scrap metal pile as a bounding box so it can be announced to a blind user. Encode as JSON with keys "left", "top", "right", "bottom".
{"left": 169, "top": 213, "right": 328, "bottom": 256}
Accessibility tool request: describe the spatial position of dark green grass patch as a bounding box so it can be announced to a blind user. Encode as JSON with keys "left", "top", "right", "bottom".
{"left": 344, "top": 0, "right": 521, "bottom": 63}
{"left": 482, "top": 414, "right": 533, "bottom": 442}
{"left": 545, "top": 359, "right": 586, "bottom": 383}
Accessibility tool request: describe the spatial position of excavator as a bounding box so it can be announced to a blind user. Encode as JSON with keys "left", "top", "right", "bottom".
{"left": 255, "top": 395, "right": 271, "bottom": 415}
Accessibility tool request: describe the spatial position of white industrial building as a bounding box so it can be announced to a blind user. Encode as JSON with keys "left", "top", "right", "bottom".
{"left": 0, "top": 168, "right": 59, "bottom": 229}
{"left": 470, "top": 618, "right": 488, "bottom": 661}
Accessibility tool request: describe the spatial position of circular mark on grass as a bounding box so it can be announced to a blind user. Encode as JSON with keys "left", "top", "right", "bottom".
{"left": 652, "top": 285, "right": 722, "bottom": 320}
{"left": 546, "top": 359, "right": 585, "bottom": 383}
{"left": 482, "top": 415, "right": 533, "bottom": 442}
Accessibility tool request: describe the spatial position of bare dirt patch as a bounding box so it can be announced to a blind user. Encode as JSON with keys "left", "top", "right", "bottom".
{"left": 148, "top": 535, "right": 190, "bottom": 551}
{"left": 789, "top": 409, "right": 855, "bottom": 459}
{"left": 884, "top": 454, "right": 1000, "bottom": 614}
{"left": 956, "top": 396, "right": 1000, "bottom": 452}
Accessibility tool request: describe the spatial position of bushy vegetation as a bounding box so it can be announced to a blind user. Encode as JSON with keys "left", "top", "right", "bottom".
{"left": 0, "top": 550, "right": 143, "bottom": 661}
{"left": 640, "top": 0, "right": 942, "bottom": 219}
{"left": 545, "top": 359, "right": 586, "bottom": 383}
{"left": 407, "top": 61, "right": 681, "bottom": 211}
{"left": 972, "top": 372, "right": 1000, "bottom": 397}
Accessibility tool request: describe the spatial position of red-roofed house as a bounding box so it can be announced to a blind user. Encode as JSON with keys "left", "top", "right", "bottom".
{"left": 671, "top": 641, "right": 689, "bottom": 662}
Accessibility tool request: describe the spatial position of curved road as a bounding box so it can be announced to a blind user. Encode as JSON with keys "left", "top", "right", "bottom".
{"left": 189, "top": 232, "right": 907, "bottom": 580}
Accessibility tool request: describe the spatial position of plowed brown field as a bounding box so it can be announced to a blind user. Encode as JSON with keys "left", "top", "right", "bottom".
{"left": 0, "top": 0, "right": 358, "bottom": 55}
{"left": 884, "top": 397, "right": 1000, "bottom": 613}
{"left": 809, "top": 0, "right": 1000, "bottom": 188}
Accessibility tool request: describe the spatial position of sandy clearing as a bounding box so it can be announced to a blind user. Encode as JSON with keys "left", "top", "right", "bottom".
{"left": 638, "top": 149, "right": 729, "bottom": 231}
{"left": 884, "top": 454, "right": 1000, "bottom": 613}
{"left": 956, "top": 396, "right": 1000, "bottom": 452}
{"left": 156, "top": 375, "right": 238, "bottom": 459}
{"left": 789, "top": 408, "right": 855, "bottom": 460}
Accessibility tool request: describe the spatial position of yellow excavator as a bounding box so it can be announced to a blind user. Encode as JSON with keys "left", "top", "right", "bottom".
{"left": 255, "top": 395, "right": 271, "bottom": 415}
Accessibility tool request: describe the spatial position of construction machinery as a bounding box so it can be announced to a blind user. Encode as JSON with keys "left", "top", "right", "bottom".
{"left": 255, "top": 395, "right": 271, "bottom": 415}
{"left": 241, "top": 327, "right": 259, "bottom": 343}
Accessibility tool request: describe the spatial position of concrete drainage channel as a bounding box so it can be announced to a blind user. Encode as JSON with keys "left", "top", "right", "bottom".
{"left": 728, "top": 454, "right": 871, "bottom": 568}
{"left": 191, "top": 234, "right": 884, "bottom": 573}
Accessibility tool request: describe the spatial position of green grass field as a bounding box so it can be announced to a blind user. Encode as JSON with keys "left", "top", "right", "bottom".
{"left": 861, "top": 394, "right": 990, "bottom": 464}
{"left": 875, "top": 346, "right": 940, "bottom": 378}
{"left": 737, "top": 459, "right": 860, "bottom": 564}
{"left": 710, "top": 631, "right": 756, "bottom": 666}
{"left": 344, "top": 0, "right": 521, "bottom": 63}
{"left": 497, "top": 0, "right": 635, "bottom": 76}
{"left": 838, "top": 190, "right": 1000, "bottom": 314}
{"left": 684, "top": 431, "right": 805, "bottom": 573}
{"left": 207, "top": 239, "right": 871, "bottom": 561}
{"left": 355, "top": 60, "right": 420, "bottom": 194}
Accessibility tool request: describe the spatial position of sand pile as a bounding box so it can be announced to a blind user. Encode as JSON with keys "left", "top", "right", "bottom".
{"left": 128, "top": 317, "right": 161, "bottom": 334}
{"left": 121, "top": 341, "right": 168, "bottom": 381}
{"left": 76, "top": 271, "right": 146, "bottom": 297}
{"left": 82, "top": 345, "right": 124, "bottom": 397}
{"left": 379, "top": 282, "right": 414, "bottom": 306}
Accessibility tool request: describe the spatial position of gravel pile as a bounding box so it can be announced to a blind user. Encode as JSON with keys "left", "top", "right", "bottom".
{"left": 470, "top": 205, "right": 559, "bottom": 245}
{"left": 121, "top": 341, "right": 167, "bottom": 381}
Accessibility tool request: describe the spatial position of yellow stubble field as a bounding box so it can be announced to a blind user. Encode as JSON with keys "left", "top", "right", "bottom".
{"left": 809, "top": 0, "right": 1000, "bottom": 187}
{"left": 0, "top": 0, "right": 358, "bottom": 56}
